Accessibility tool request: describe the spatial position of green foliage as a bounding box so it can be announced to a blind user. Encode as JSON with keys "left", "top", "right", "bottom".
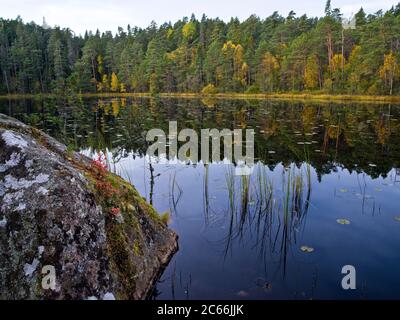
{"left": 245, "top": 85, "right": 260, "bottom": 94}
{"left": 1, "top": 6, "right": 400, "bottom": 96}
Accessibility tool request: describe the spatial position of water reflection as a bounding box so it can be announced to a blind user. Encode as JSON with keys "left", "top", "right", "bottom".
{"left": 3, "top": 97, "right": 398, "bottom": 178}
{"left": 1, "top": 97, "right": 400, "bottom": 299}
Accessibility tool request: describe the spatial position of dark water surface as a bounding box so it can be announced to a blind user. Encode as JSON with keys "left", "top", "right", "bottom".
{"left": 1, "top": 96, "right": 400, "bottom": 299}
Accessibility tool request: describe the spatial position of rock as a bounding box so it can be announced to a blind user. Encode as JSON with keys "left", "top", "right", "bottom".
{"left": 0, "top": 114, "right": 178, "bottom": 300}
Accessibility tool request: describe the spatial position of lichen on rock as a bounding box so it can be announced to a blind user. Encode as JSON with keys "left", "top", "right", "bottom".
{"left": 0, "top": 114, "right": 178, "bottom": 300}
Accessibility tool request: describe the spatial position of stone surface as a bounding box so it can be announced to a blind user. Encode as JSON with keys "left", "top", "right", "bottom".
{"left": 0, "top": 114, "right": 178, "bottom": 300}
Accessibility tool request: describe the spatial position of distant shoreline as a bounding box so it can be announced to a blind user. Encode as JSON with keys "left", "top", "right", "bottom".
{"left": 1, "top": 92, "right": 400, "bottom": 104}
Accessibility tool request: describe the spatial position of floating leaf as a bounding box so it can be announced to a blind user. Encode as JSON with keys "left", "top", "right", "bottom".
{"left": 236, "top": 290, "right": 249, "bottom": 297}
{"left": 300, "top": 246, "right": 314, "bottom": 253}
{"left": 394, "top": 216, "right": 400, "bottom": 222}
{"left": 336, "top": 218, "right": 350, "bottom": 225}
{"left": 339, "top": 188, "right": 348, "bottom": 193}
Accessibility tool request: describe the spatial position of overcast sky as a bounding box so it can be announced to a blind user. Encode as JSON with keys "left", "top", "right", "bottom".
{"left": 0, "top": 0, "right": 398, "bottom": 35}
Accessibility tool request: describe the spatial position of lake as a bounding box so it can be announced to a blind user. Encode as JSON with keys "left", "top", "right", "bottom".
{"left": 1, "top": 96, "right": 400, "bottom": 299}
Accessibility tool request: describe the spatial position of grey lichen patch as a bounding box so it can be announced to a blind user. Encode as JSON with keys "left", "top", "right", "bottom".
{"left": 37, "top": 187, "right": 49, "bottom": 195}
{"left": 2, "top": 131, "right": 28, "bottom": 150}
{"left": 38, "top": 246, "right": 45, "bottom": 257}
{"left": 3, "top": 173, "right": 49, "bottom": 190}
{"left": 1, "top": 172, "right": 50, "bottom": 212}
{"left": 25, "top": 159, "right": 34, "bottom": 170}
{"left": 0, "top": 152, "right": 22, "bottom": 173}
{"left": 6, "top": 152, "right": 22, "bottom": 167}
{"left": 15, "top": 203, "right": 26, "bottom": 212}
{"left": 1, "top": 190, "right": 24, "bottom": 211}
{"left": 23, "top": 259, "right": 40, "bottom": 277}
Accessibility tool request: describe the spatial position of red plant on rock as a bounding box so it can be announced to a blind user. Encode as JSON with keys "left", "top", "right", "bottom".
{"left": 92, "top": 153, "right": 107, "bottom": 172}
{"left": 111, "top": 208, "right": 121, "bottom": 216}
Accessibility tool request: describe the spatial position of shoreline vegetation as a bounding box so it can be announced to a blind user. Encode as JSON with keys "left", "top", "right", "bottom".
{"left": 2, "top": 92, "right": 400, "bottom": 104}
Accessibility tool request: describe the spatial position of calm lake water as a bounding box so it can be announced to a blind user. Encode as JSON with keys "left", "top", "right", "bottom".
{"left": 1, "top": 96, "right": 400, "bottom": 299}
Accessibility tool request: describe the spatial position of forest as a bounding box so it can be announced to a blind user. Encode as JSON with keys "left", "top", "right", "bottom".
{"left": 1, "top": 1, "right": 400, "bottom": 96}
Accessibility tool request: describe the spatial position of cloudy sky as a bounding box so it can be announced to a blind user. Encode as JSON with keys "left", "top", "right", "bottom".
{"left": 0, "top": 0, "right": 398, "bottom": 35}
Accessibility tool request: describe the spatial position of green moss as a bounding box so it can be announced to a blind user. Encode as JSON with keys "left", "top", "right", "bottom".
{"left": 80, "top": 160, "right": 168, "bottom": 298}
{"left": 133, "top": 239, "right": 142, "bottom": 256}
{"left": 160, "top": 211, "right": 170, "bottom": 225}
{"left": 106, "top": 221, "right": 137, "bottom": 297}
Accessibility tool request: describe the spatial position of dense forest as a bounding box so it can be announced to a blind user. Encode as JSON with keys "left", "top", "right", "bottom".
{"left": 1, "top": 1, "right": 400, "bottom": 96}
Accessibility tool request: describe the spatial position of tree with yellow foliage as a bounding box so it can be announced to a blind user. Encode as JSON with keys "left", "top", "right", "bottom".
{"left": 221, "top": 41, "right": 238, "bottom": 90}
{"left": 110, "top": 72, "right": 119, "bottom": 92}
{"left": 379, "top": 52, "right": 399, "bottom": 95}
{"left": 346, "top": 45, "right": 362, "bottom": 94}
{"left": 182, "top": 22, "right": 196, "bottom": 41}
{"left": 260, "top": 52, "right": 280, "bottom": 92}
{"left": 120, "top": 83, "right": 126, "bottom": 93}
{"left": 97, "top": 55, "right": 104, "bottom": 75}
{"left": 97, "top": 74, "right": 109, "bottom": 92}
{"left": 241, "top": 63, "right": 249, "bottom": 86}
{"left": 331, "top": 53, "right": 345, "bottom": 90}
{"left": 233, "top": 44, "right": 244, "bottom": 80}
{"left": 304, "top": 55, "right": 320, "bottom": 90}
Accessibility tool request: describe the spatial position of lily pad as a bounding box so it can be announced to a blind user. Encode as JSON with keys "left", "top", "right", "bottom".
{"left": 336, "top": 218, "right": 351, "bottom": 225}
{"left": 300, "top": 246, "right": 314, "bottom": 253}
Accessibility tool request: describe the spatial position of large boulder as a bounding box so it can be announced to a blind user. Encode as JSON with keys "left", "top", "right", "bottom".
{"left": 0, "top": 114, "right": 178, "bottom": 300}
